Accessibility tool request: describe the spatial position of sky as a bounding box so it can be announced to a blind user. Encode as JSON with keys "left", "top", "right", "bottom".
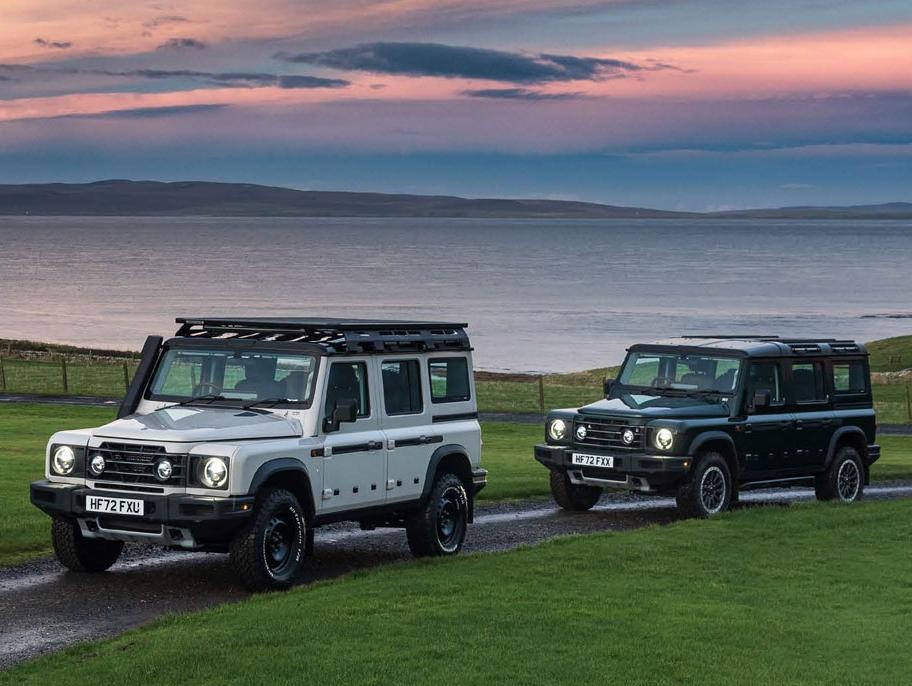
{"left": 1, "top": 0, "right": 911, "bottom": 210}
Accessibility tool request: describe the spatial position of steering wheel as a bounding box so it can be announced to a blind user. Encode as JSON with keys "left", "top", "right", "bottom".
{"left": 651, "top": 375, "right": 674, "bottom": 388}
{"left": 194, "top": 381, "right": 225, "bottom": 395}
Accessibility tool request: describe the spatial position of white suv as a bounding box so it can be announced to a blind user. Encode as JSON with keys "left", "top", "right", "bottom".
{"left": 30, "top": 317, "right": 486, "bottom": 590}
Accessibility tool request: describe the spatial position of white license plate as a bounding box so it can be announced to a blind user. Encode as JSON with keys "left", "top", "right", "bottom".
{"left": 85, "top": 495, "right": 144, "bottom": 516}
{"left": 572, "top": 453, "right": 614, "bottom": 468}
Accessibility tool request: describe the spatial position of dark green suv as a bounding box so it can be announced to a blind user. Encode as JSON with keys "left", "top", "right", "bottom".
{"left": 534, "top": 336, "right": 879, "bottom": 517}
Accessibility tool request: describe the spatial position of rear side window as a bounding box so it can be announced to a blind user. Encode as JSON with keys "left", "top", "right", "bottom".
{"left": 381, "top": 360, "right": 423, "bottom": 415}
{"left": 790, "top": 362, "right": 827, "bottom": 403}
{"left": 429, "top": 358, "right": 471, "bottom": 403}
{"left": 832, "top": 361, "right": 867, "bottom": 394}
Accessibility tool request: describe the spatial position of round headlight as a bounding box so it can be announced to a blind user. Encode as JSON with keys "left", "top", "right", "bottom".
{"left": 155, "top": 459, "right": 173, "bottom": 482}
{"left": 89, "top": 454, "right": 106, "bottom": 476}
{"left": 655, "top": 428, "right": 674, "bottom": 451}
{"left": 548, "top": 419, "right": 568, "bottom": 442}
{"left": 52, "top": 446, "right": 76, "bottom": 475}
{"left": 200, "top": 457, "right": 228, "bottom": 488}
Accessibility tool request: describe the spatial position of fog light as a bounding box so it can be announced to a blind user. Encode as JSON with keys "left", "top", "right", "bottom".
{"left": 89, "top": 454, "right": 106, "bottom": 476}
{"left": 155, "top": 459, "right": 173, "bottom": 481}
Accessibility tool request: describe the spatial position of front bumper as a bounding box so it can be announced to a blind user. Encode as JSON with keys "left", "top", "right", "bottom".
{"left": 534, "top": 444, "right": 690, "bottom": 491}
{"left": 31, "top": 480, "right": 254, "bottom": 548}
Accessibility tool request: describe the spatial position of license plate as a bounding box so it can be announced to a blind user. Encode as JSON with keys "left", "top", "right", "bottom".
{"left": 572, "top": 453, "right": 614, "bottom": 468}
{"left": 85, "top": 495, "right": 144, "bottom": 516}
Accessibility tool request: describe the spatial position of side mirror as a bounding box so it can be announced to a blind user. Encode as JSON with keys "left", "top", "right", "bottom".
{"left": 603, "top": 378, "right": 615, "bottom": 396}
{"left": 323, "top": 399, "right": 358, "bottom": 433}
{"left": 751, "top": 390, "right": 772, "bottom": 410}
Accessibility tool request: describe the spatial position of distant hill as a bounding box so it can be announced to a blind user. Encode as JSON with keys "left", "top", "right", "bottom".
{"left": 0, "top": 180, "right": 908, "bottom": 219}
{"left": 0, "top": 180, "right": 690, "bottom": 218}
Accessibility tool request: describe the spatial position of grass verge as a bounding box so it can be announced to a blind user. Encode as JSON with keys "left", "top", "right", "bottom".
{"left": 4, "top": 500, "right": 912, "bottom": 683}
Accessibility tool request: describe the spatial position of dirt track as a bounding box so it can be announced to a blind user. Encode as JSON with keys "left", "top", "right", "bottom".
{"left": 3, "top": 484, "right": 912, "bottom": 670}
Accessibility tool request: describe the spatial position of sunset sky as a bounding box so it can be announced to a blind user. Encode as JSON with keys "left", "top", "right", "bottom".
{"left": 1, "top": 0, "right": 911, "bottom": 210}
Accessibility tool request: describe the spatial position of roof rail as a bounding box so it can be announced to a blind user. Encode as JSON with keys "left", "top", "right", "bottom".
{"left": 175, "top": 317, "right": 471, "bottom": 354}
{"left": 681, "top": 335, "right": 781, "bottom": 340}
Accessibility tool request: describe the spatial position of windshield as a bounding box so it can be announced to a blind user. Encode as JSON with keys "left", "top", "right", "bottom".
{"left": 618, "top": 351, "right": 742, "bottom": 395}
{"left": 147, "top": 347, "right": 319, "bottom": 406}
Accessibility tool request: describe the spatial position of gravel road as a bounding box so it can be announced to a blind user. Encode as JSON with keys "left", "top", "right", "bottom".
{"left": 3, "top": 483, "right": 912, "bottom": 671}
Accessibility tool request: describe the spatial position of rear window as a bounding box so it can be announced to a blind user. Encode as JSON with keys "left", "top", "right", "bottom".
{"left": 429, "top": 357, "right": 471, "bottom": 403}
{"left": 832, "top": 361, "right": 867, "bottom": 394}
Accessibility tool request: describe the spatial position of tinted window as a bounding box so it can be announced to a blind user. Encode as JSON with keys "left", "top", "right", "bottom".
{"left": 747, "top": 361, "right": 782, "bottom": 408}
{"left": 324, "top": 362, "right": 370, "bottom": 417}
{"left": 619, "top": 352, "right": 741, "bottom": 393}
{"left": 382, "top": 360, "right": 423, "bottom": 415}
{"left": 790, "top": 362, "right": 827, "bottom": 403}
{"left": 429, "top": 358, "right": 471, "bottom": 403}
{"left": 833, "top": 361, "right": 867, "bottom": 394}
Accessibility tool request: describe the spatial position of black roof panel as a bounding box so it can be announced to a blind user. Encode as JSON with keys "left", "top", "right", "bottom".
{"left": 631, "top": 336, "right": 867, "bottom": 357}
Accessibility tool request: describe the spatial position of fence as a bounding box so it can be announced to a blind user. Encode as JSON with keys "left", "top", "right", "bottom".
{"left": 0, "top": 356, "right": 137, "bottom": 397}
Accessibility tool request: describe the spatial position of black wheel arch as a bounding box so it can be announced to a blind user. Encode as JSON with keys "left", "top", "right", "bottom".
{"left": 248, "top": 458, "right": 315, "bottom": 522}
{"left": 826, "top": 427, "right": 867, "bottom": 467}
{"left": 421, "top": 444, "right": 475, "bottom": 522}
{"left": 688, "top": 431, "right": 739, "bottom": 481}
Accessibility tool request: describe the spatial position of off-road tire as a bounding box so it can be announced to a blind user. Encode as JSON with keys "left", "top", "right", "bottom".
{"left": 229, "top": 488, "right": 307, "bottom": 592}
{"left": 406, "top": 472, "right": 468, "bottom": 557}
{"left": 51, "top": 516, "right": 123, "bottom": 572}
{"left": 815, "top": 446, "right": 864, "bottom": 503}
{"left": 676, "top": 452, "right": 732, "bottom": 518}
{"left": 549, "top": 469, "right": 602, "bottom": 511}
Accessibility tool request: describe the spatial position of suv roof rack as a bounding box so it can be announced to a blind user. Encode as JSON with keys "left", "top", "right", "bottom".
{"left": 678, "top": 335, "right": 863, "bottom": 355}
{"left": 174, "top": 317, "right": 471, "bottom": 354}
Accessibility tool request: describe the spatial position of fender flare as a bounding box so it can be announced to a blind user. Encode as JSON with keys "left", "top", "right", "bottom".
{"left": 825, "top": 427, "right": 867, "bottom": 468}
{"left": 420, "top": 444, "right": 474, "bottom": 520}
{"left": 687, "top": 431, "right": 739, "bottom": 475}
{"left": 248, "top": 458, "right": 315, "bottom": 520}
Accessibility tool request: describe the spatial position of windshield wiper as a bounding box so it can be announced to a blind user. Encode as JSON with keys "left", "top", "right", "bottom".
{"left": 177, "top": 393, "right": 227, "bottom": 407}
{"left": 243, "top": 397, "right": 289, "bottom": 410}
{"left": 684, "top": 389, "right": 728, "bottom": 403}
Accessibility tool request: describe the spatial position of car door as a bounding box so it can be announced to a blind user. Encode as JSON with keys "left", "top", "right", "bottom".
{"left": 319, "top": 359, "right": 387, "bottom": 513}
{"left": 736, "top": 359, "right": 794, "bottom": 478}
{"left": 379, "top": 358, "right": 438, "bottom": 504}
{"left": 785, "top": 360, "right": 834, "bottom": 473}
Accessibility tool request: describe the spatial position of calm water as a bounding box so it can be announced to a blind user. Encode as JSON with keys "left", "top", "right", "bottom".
{"left": 1, "top": 216, "right": 910, "bottom": 372}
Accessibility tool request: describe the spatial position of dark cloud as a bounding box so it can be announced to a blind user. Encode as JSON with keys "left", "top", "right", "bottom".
{"left": 462, "top": 87, "right": 583, "bottom": 100}
{"left": 34, "top": 38, "right": 72, "bottom": 49}
{"left": 157, "top": 37, "right": 206, "bottom": 51}
{"left": 143, "top": 15, "right": 190, "bottom": 28}
{"left": 275, "top": 42, "right": 670, "bottom": 84}
{"left": 91, "top": 104, "right": 227, "bottom": 119}
{"left": 277, "top": 75, "right": 349, "bottom": 89}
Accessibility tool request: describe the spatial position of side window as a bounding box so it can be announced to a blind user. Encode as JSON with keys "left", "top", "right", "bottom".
{"left": 324, "top": 362, "right": 370, "bottom": 418}
{"left": 429, "top": 357, "right": 471, "bottom": 404}
{"left": 381, "top": 360, "right": 423, "bottom": 416}
{"left": 746, "top": 361, "right": 782, "bottom": 411}
{"left": 790, "top": 362, "right": 827, "bottom": 403}
{"left": 832, "top": 361, "right": 867, "bottom": 394}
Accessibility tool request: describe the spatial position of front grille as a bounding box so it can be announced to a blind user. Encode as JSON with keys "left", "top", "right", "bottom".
{"left": 573, "top": 416, "right": 644, "bottom": 451}
{"left": 86, "top": 442, "right": 187, "bottom": 487}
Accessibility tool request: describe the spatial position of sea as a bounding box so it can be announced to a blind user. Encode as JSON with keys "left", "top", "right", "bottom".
{"left": 1, "top": 216, "right": 910, "bottom": 372}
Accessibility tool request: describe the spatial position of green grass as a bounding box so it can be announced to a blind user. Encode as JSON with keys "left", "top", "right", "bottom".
{"left": 867, "top": 334, "right": 912, "bottom": 372}
{"left": 5, "top": 500, "right": 912, "bottom": 684}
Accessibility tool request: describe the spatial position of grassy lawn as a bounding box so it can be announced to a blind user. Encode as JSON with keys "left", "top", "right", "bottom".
{"left": 5, "top": 500, "right": 912, "bottom": 684}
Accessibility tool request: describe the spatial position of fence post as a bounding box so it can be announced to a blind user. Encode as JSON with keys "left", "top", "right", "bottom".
{"left": 123, "top": 363, "right": 130, "bottom": 391}
{"left": 906, "top": 383, "right": 912, "bottom": 424}
{"left": 0, "top": 358, "right": 5, "bottom": 391}
{"left": 538, "top": 375, "right": 545, "bottom": 416}
{"left": 61, "top": 358, "right": 69, "bottom": 393}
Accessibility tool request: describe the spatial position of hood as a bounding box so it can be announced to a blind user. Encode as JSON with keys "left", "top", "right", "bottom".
{"left": 579, "top": 394, "right": 731, "bottom": 420}
{"left": 93, "top": 406, "right": 302, "bottom": 443}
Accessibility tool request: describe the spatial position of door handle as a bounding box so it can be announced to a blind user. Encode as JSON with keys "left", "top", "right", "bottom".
{"left": 367, "top": 441, "right": 383, "bottom": 450}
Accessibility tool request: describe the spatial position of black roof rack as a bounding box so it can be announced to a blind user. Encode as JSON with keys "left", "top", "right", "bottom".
{"left": 674, "top": 335, "right": 864, "bottom": 356}
{"left": 174, "top": 317, "right": 470, "bottom": 355}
